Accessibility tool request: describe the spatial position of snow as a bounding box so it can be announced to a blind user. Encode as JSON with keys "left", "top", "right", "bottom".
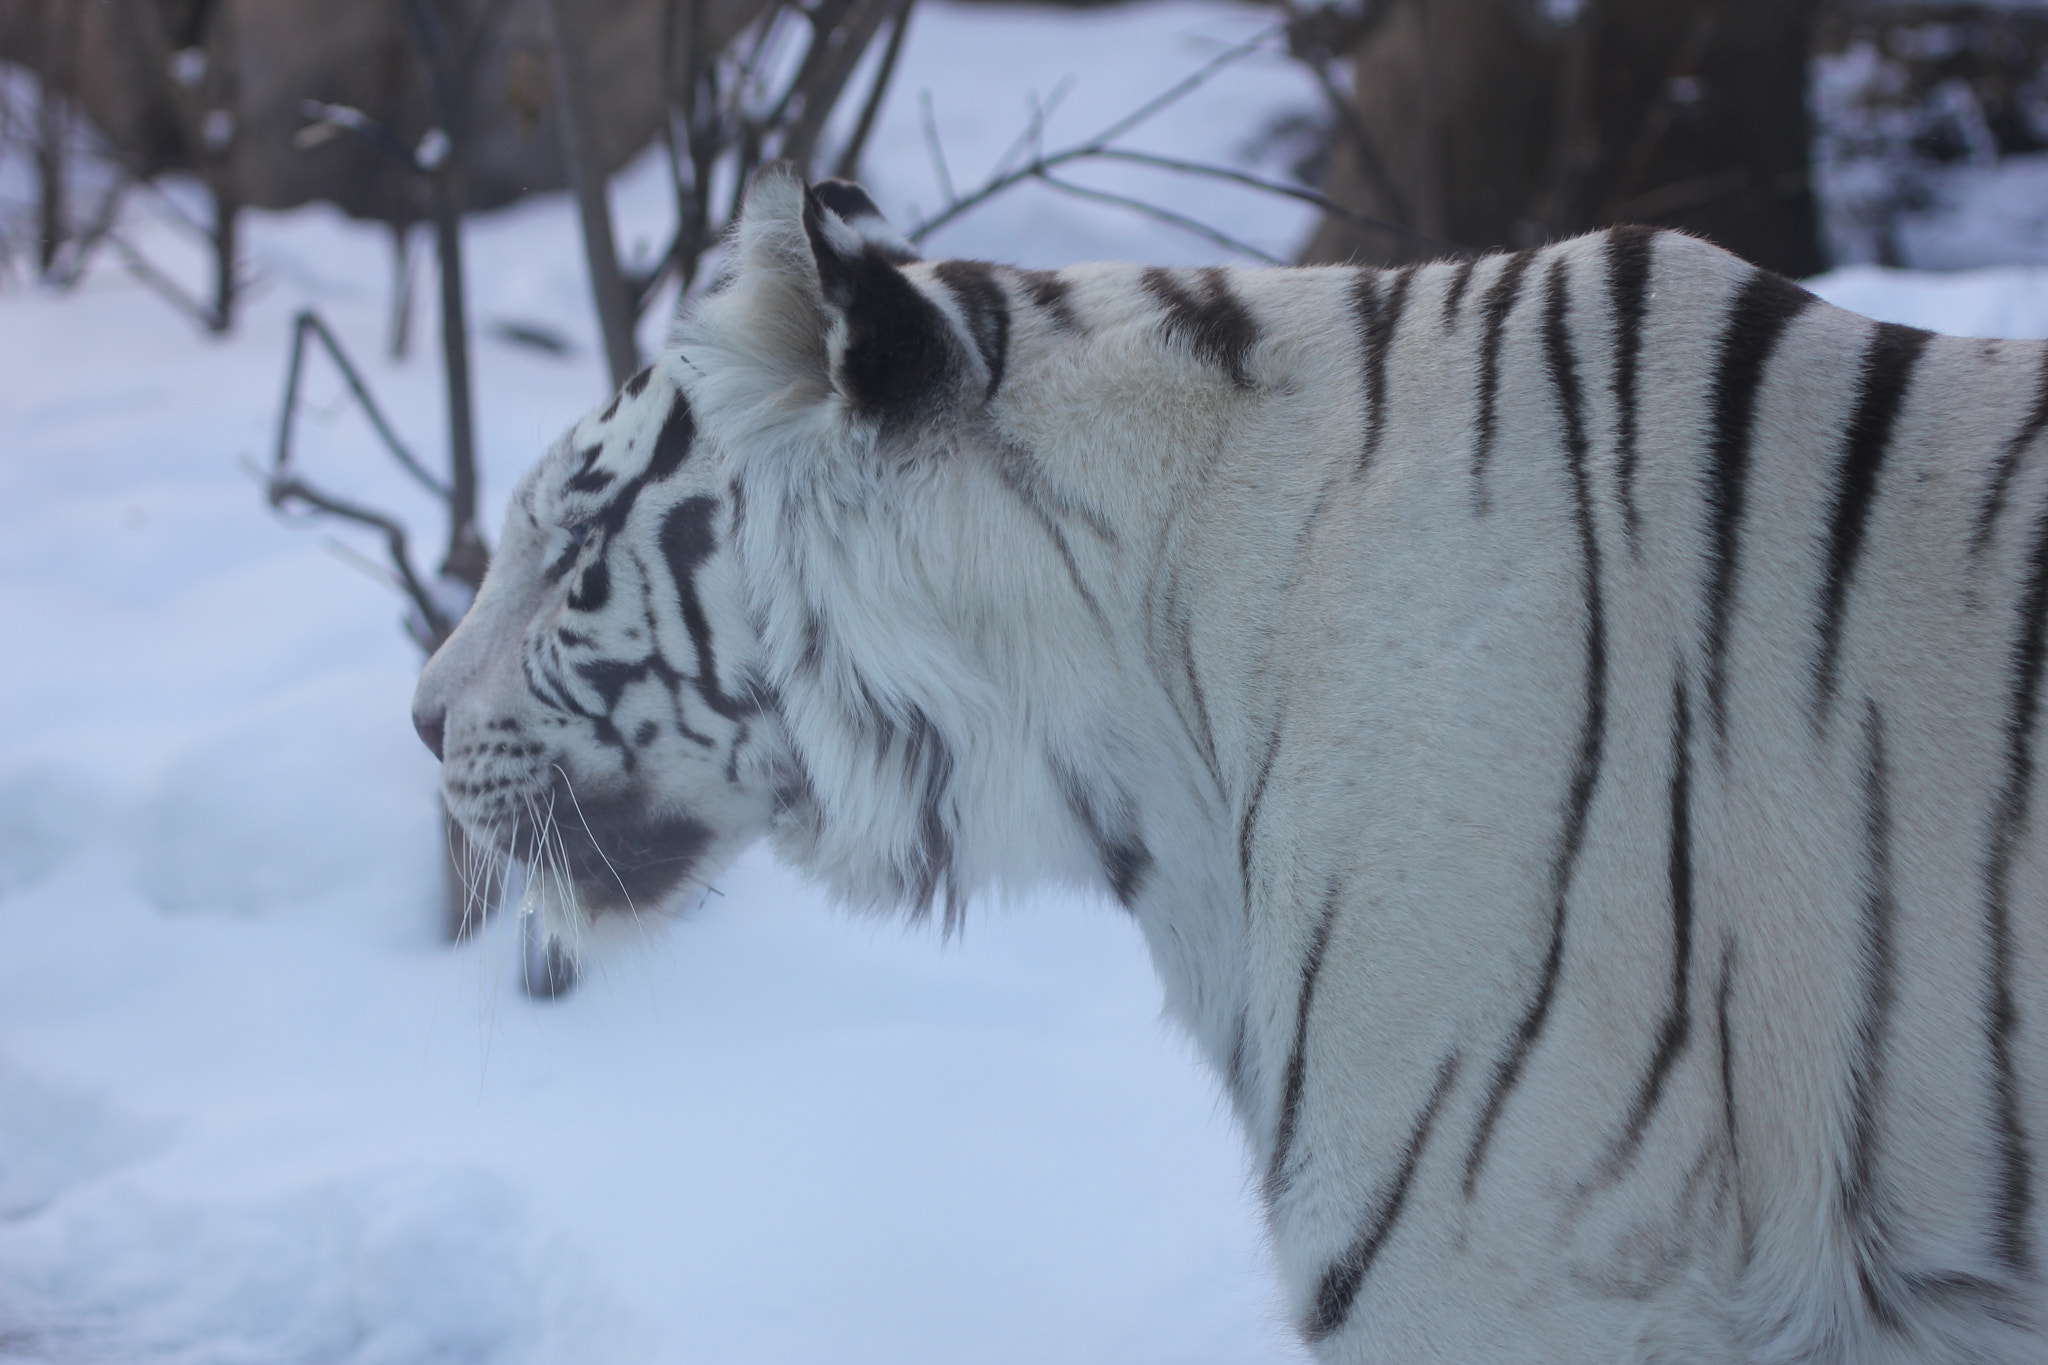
{"left": 7, "top": 2, "right": 2048, "bottom": 1359}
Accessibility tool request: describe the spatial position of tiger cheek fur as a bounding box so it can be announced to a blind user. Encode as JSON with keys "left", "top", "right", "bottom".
{"left": 412, "top": 365, "right": 783, "bottom": 942}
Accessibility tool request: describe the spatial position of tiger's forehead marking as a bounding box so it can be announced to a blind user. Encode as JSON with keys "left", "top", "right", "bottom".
{"left": 537, "top": 367, "right": 697, "bottom": 527}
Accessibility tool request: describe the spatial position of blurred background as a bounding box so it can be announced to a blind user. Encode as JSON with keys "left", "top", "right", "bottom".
{"left": 4, "top": 1, "right": 2048, "bottom": 1361}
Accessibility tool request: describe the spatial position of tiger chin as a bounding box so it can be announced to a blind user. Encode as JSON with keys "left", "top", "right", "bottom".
{"left": 419, "top": 163, "right": 2048, "bottom": 1362}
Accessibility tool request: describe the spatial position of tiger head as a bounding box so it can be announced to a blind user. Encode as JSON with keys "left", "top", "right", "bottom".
{"left": 410, "top": 363, "right": 785, "bottom": 946}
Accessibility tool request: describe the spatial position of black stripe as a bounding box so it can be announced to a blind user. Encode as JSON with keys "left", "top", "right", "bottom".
{"left": 581, "top": 388, "right": 698, "bottom": 546}
{"left": 1175, "top": 608, "right": 1220, "bottom": 782}
{"left": 1594, "top": 671, "right": 1695, "bottom": 1186}
{"left": 566, "top": 443, "right": 613, "bottom": 494}
{"left": 1470, "top": 248, "right": 1539, "bottom": 514}
{"left": 810, "top": 178, "right": 884, "bottom": 226}
{"left": 1442, "top": 256, "right": 1479, "bottom": 328}
{"left": 1971, "top": 344, "right": 2048, "bottom": 563}
{"left": 566, "top": 555, "right": 610, "bottom": 611}
{"left": 1225, "top": 1011, "right": 1250, "bottom": 1113}
{"left": 1239, "top": 723, "right": 1284, "bottom": 912}
{"left": 1701, "top": 270, "right": 1816, "bottom": 756}
{"left": 522, "top": 647, "right": 590, "bottom": 720}
{"left": 1052, "top": 763, "right": 1153, "bottom": 909}
{"left": 1144, "top": 266, "right": 1260, "bottom": 388}
{"left": 658, "top": 495, "right": 752, "bottom": 720}
{"left": 1606, "top": 225, "right": 1657, "bottom": 554}
{"left": 623, "top": 365, "right": 653, "bottom": 397}
{"left": 933, "top": 259, "right": 1011, "bottom": 400}
{"left": 1018, "top": 269, "right": 1078, "bottom": 331}
{"left": 1815, "top": 323, "right": 1934, "bottom": 725}
{"left": 901, "top": 707, "right": 959, "bottom": 932}
{"left": 1846, "top": 699, "right": 1904, "bottom": 1330}
{"left": 1355, "top": 264, "right": 1418, "bottom": 471}
{"left": 1716, "top": 944, "right": 1742, "bottom": 1199}
{"left": 985, "top": 450, "right": 1109, "bottom": 630}
{"left": 639, "top": 387, "right": 697, "bottom": 488}
{"left": 1979, "top": 487, "right": 2048, "bottom": 1274}
{"left": 1308, "top": 1052, "right": 1461, "bottom": 1341}
{"left": 1464, "top": 254, "right": 1608, "bottom": 1197}
{"left": 1266, "top": 880, "right": 1344, "bottom": 1206}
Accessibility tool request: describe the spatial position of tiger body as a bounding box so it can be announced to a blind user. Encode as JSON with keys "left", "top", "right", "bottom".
{"left": 416, "top": 168, "right": 2048, "bottom": 1361}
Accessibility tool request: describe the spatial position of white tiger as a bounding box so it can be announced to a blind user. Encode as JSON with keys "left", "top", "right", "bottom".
{"left": 413, "top": 165, "right": 2048, "bottom": 1362}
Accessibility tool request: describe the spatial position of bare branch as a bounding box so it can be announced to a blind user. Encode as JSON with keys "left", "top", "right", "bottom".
{"left": 273, "top": 310, "right": 449, "bottom": 498}
{"left": 543, "top": 0, "right": 640, "bottom": 387}
{"left": 1092, "top": 23, "right": 1283, "bottom": 150}
{"left": 919, "top": 89, "right": 955, "bottom": 204}
{"left": 265, "top": 470, "right": 451, "bottom": 646}
{"left": 988, "top": 77, "right": 1073, "bottom": 185}
{"left": 832, "top": 0, "right": 917, "bottom": 181}
{"left": 908, "top": 24, "right": 1284, "bottom": 245}
{"left": 103, "top": 232, "right": 220, "bottom": 331}
{"left": 1084, "top": 148, "right": 1452, "bottom": 253}
{"left": 1034, "top": 173, "right": 1282, "bottom": 263}
{"left": 1299, "top": 51, "right": 1410, "bottom": 229}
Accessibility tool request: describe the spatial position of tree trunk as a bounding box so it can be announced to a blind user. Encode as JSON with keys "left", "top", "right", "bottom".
{"left": 544, "top": 0, "right": 639, "bottom": 389}
{"left": 1301, "top": 0, "right": 1824, "bottom": 277}
{"left": 388, "top": 220, "right": 416, "bottom": 360}
{"left": 33, "top": 0, "right": 76, "bottom": 277}
{"left": 207, "top": 178, "right": 237, "bottom": 331}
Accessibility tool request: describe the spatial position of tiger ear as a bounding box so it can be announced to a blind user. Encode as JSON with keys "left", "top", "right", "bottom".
{"left": 726, "top": 162, "right": 952, "bottom": 421}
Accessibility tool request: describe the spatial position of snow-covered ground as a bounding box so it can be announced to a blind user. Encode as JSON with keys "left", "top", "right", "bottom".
{"left": 7, "top": 4, "right": 2048, "bottom": 1360}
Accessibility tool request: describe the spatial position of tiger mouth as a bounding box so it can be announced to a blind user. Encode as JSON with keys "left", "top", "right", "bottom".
{"left": 459, "top": 771, "right": 714, "bottom": 915}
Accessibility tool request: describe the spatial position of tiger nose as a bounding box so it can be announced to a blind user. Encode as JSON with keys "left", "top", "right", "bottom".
{"left": 413, "top": 705, "right": 446, "bottom": 761}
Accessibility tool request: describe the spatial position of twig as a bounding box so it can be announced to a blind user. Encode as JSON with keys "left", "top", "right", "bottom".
{"left": 266, "top": 470, "right": 450, "bottom": 645}
{"left": 1084, "top": 148, "right": 1450, "bottom": 251}
{"left": 1092, "top": 23, "right": 1282, "bottom": 152}
{"left": 1034, "top": 173, "right": 1282, "bottom": 263}
{"left": 919, "top": 89, "right": 955, "bottom": 204}
{"left": 988, "top": 77, "right": 1074, "bottom": 184}
{"left": 909, "top": 24, "right": 1298, "bottom": 246}
{"left": 322, "top": 534, "right": 407, "bottom": 594}
{"left": 832, "top": 0, "right": 917, "bottom": 181}
{"left": 910, "top": 135, "right": 1450, "bottom": 256}
{"left": 273, "top": 310, "right": 449, "bottom": 497}
{"left": 1299, "top": 52, "right": 1410, "bottom": 229}
{"left": 103, "top": 231, "right": 219, "bottom": 331}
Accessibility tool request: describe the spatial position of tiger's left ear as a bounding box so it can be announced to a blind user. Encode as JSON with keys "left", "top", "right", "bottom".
{"left": 720, "top": 162, "right": 951, "bottom": 421}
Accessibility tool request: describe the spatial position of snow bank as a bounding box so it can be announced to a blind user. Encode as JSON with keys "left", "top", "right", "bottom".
{"left": 9, "top": 3, "right": 2048, "bottom": 1358}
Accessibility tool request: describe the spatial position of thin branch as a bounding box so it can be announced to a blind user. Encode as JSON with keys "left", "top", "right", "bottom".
{"left": 322, "top": 534, "right": 407, "bottom": 595}
{"left": 103, "top": 231, "right": 219, "bottom": 330}
{"left": 911, "top": 138, "right": 1452, "bottom": 257}
{"left": 919, "top": 89, "right": 955, "bottom": 203}
{"left": 266, "top": 471, "right": 450, "bottom": 644}
{"left": 273, "top": 310, "right": 449, "bottom": 498}
{"left": 1085, "top": 148, "right": 1451, "bottom": 252}
{"left": 908, "top": 24, "right": 1285, "bottom": 245}
{"left": 988, "top": 76, "right": 1073, "bottom": 184}
{"left": 1300, "top": 52, "right": 1409, "bottom": 229}
{"left": 1034, "top": 173, "right": 1282, "bottom": 263}
{"left": 1092, "top": 23, "right": 1282, "bottom": 151}
{"left": 832, "top": 0, "right": 917, "bottom": 181}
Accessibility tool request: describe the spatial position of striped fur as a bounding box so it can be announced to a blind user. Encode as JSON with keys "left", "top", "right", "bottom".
{"left": 420, "top": 165, "right": 2048, "bottom": 1362}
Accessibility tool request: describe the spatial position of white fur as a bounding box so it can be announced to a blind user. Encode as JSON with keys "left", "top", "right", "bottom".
{"left": 427, "top": 164, "right": 2048, "bottom": 1362}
